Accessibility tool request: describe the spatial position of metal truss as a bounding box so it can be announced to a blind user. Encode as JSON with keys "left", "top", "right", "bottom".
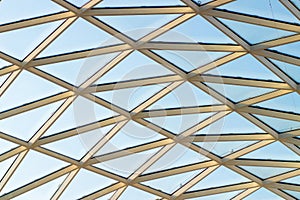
{"left": 0, "top": 0, "right": 300, "bottom": 199}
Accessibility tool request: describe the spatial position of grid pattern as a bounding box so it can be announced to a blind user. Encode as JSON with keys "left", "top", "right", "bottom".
{"left": 0, "top": 0, "right": 300, "bottom": 199}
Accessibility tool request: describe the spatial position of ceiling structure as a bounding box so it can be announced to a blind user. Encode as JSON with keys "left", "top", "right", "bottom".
{"left": 0, "top": 0, "right": 300, "bottom": 199}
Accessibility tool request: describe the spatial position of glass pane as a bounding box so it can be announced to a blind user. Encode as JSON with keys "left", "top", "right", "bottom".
{"left": 270, "top": 59, "right": 300, "bottom": 83}
{"left": 154, "top": 15, "right": 236, "bottom": 43}
{"left": 187, "top": 190, "right": 243, "bottom": 200}
{"left": 205, "top": 54, "right": 281, "bottom": 81}
{"left": 218, "top": 18, "right": 295, "bottom": 44}
{"left": 118, "top": 186, "right": 158, "bottom": 200}
{"left": 255, "top": 92, "right": 300, "bottom": 114}
{"left": 38, "top": 18, "right": 122, "bottom": 58}
{"left": 12, "top": 174, "right": 67, "bottom": 200}
{"left": 0, "top": 59, "right": 10, "bottom": 69}
{"left": 241, "top": 166, "right": 295, "bottom": 179}
{"left": 154, "top": 50, "right": 229, "bottom": 72}
{"left": 143, "top": 169, "right": 204, "bottom": 194}
{"left": 43, "top": 124, "right": 114, "bottom": 160}
{"left": 0, "top": 100, "right": 63, "bottom": 141}
{"left": 245, "top": 188, "right": 284, "bottom": 200}
{"left": 270, "top": 41, "right": 300, "bottom": 58}
{"left": 254, "top": 114, "right": 300, "bottom": 132}
{"left": 96, "top": 83, "right": 169, "bottom": 111}
{"left": 95, "top": 0, "right": 185, "bottom": 7}
{"left": 196, "top": 141, "right": 257, "bottom": 157}
{"left": 98, "top": 14, "right": 180, "bottom": 40}
{"left": 195, "top": 112, "right": 265, "bottom": 135}
{"left": 94, "top": 147, "right": 161, "bottom": 178}
{"left": 0, "top": 70, "right": 66, "bottom": 111}
{"left": 95, "top": 121, "right": 165, "bottom": 155}
{"left": 147, "top": 82, "right": 221, "bottom": 109}
{"left": 241, "top": 141, "right": 300, "bottom": 161}
{"left": 0, "top": 0, "right": 65, "bottom": 24}
{"left": 144, "top": 144, "right": 209, "bottom": 174}
{"left": 0, "top": 20, "right": 63, "bottom": 59}
{"left": 59, "top": 169, "right": 116, "bottom": 200}
{"left": 39, "top": 52, "right": 121, "bottom": 86}
{"left": 219, "top": 0, "right": 299, "bottom": 23}
{"left": 1, "top": 151, "right": 67, "bottom": 195}
{"left": 95, "top": 51, "right": 175, "bottom": 84}
{"left": 206, "top": 82, "right": 275, "bottom": 102}
{"left": 188, "top": 166, "right": 250, "bottom": 191}
{"left": 146, "top": 112, "right": 215, "bottom": 134}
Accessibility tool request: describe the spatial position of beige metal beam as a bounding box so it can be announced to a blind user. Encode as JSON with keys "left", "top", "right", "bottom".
{"left": 204, "top": 9, "right": 300, "bottom": 32}
{"left": 85, "top": 7, "right": 194, "bottom": 16}
{"left": 142, "top": 42, "right": 245, "bottom": 52}
{"left": 180, "top": 182, "right": 258, "bottom": 199}
{"left": 279, "top": 0, "right": 300, "bottom": 20}
{"left": 227, "top": 159, "right": 300, "bottom": 168}
{"left": 80, "top": 182, "right": 126, "bottom": 200}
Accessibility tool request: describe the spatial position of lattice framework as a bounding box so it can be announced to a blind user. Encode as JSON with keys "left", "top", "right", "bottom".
{"left": 0, "top": 0, "right": 300, "bottom": 199}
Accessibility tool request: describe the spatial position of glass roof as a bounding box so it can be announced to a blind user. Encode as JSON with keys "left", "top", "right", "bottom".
{"left": 0, "top": 0, "right": 300, "bottom": 199}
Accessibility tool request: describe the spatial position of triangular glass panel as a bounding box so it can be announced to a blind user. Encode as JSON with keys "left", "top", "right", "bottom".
{"left": 1, "top": 150, "right": 68, "bottom": 195}
{"left": 12, "top": 174, "right": 67, "bottom": 200}
{"left": 0, "top": 70, "right": 66, "bottom": 111}
{"left": 0, "top": 73, "right": 9, "bottom": 86}
{"left": 194, "top": 112, "right": 265, "bottom": 135}
{"left": 188, "top": 166, "right": 250, "bottom": 191}
{"left": 0, "top": 0, "right": 66, "bottom": 24}
{"left": 283, "top": 190, "right": 300, "bottom": 199}
{"left": 38, "top": 52, "right": 120, "bottom": 86}
{"left": 95, "top": 51, "right": 175, "bottom": 84}
{"left": 154, "top": 15, "right": 236, "bottom": 43}
{"left": 187, "top": 190, "right": 243, "bottom": 200}
{"left": 147, "top": 82, "right": 221, "bottom": 110}
{"left": 118, "top": 186, "right": 158, "bottom": 200}
{"left": 254, "top": 92, "right": 300, "bottom": 114}
{"left": 0, "top": 59, "right": 10, "bottom": 69}
{"left": 254, "top": 114, "right": 300, "bottom": 132}
{"left": 281, "top": 175, "right": 300, "bottom": 185}
{"left": 218, "top": 18, "right": 295, "bottom": 44}
{"left": 94, "top": 147, "right": 161, "bottom": 178}
{"left": 195, "top": 141, "right": 257, "bottom": 157}
{"left": 96, "top": 0, "right": 185, "bottom": 7}
{"left": 241, "top": 166, "right": 295, "bottom": 179}
{"left": 192, "top": 0, "right": 214, "bottom": 5}
{"left": 241, "top": 141, "right": 300, "bottom": 161}
{"left": 96, "top": 121, "right": 165, "bottom": 155}
{"left": 43, "top": 124, "right": 114, "bottom": 160}
{"left": 0, "top": 155, "right": 17, "bottom": 187}
{"left": 206, "top": 82, "right": 275, "bottom": 102}
{"left": 0, "top": 100, "right": 64, "bottom": 141}
{"left": 66, "top": 0, "right": 89, "bottom": 7}
{"left": 270, "top": 41, "right": 300, "bottom": 58}
{"left": 143, "top": 169, "right": 204, "bottom": 194}
{"left": 205, "top": 54, "right": 282, "bottom": 81}
{"left": 59, "top": 169, "right": 116, "bottom": 200}
{"left": 244, "top": 188, "right": 284, "bottom": 200}
{"left": 97, "top": 14, "right": 180, "bottom": 40}
{"left": 219, "top": 0, "right": 299, "bottom": 23}
{"left": 146, "top": 112, "right": 215, "bottom": 134}
{"left": 153, "top": 50, "right": 229, "bottom": 72}
{"left": 38, "top": 18, "right": 122, "bottom": 58}
{"left": 0, "top": 20, "right": 63, "bottom": 59}
{"left": 0, "top": 138, "right": 18, "bottom": 155}
{"left": 44, "top": 96, "right": 117, "bottom": 136}
{"left": 270, "top": 58, "right": 300, "bottom": 83}
{"left": 95, "top": 83, "right": 169, "bottom": 111}
{"left": 144, "top": 144, "right": 209, "bottom": 174}
{"left": 95, "top": 192, "right": 114, "bottom": 200}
